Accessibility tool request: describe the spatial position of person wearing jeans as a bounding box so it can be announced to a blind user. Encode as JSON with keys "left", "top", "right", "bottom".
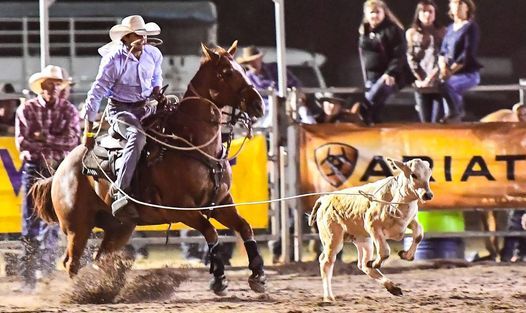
{"left": 438, "top": 0, "right": 482, "bottom": 123}
{"left": 406, "top": 0, "right": 446, "bottom": 123}
{"left": 15, "top": 65, "right": 80, "bottom": 292}
{"left": 358, "top": 0, "right": 408, "bottom": 125}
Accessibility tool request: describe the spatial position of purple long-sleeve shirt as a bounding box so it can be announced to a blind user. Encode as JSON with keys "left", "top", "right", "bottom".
{"left": 83, "top": 44, "right": 163, "bottom": 122}
{"left": 15, "top": 96, "right": 80, "bottom": 163}
{"left": 440, "top": 21, "right": 482, "bottom": 74}
{"left": 246, "top": 62, "right": 302, "bottom": 90}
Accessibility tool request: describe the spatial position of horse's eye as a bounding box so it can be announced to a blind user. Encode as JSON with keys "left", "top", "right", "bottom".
{"left": 411, "top": 173, "right": 418, "bottom": 180}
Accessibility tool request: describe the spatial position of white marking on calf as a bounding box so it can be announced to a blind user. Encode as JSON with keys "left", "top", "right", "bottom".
{"left": 309, "top": 158, "right": 433, "bottom": 301}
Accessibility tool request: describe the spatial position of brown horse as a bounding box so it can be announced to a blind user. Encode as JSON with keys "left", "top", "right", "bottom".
{"left": 30, "top": 42, "right": 266, "bottom": 295}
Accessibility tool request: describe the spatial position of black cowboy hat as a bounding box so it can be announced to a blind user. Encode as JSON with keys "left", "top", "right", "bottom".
{"left": 314, "top": 95, "right": 349, "bottom": 108}
{"left": 0, "top": 83, "right": 24, "bottom": 100}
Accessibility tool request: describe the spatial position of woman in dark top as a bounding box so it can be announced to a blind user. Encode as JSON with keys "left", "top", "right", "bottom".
{"left": 438, "top": 0, "right": 482, "bottom": 123}
{"left": 406, "top": 0, "right": 446, "bottom": 123}
{"left": 358, "top": 0, "right": 407, "bottom": 125}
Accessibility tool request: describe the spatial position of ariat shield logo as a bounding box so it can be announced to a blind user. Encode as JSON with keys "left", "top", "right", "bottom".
{"left": 314, "top": 143, "right": 358, "bottom": 187}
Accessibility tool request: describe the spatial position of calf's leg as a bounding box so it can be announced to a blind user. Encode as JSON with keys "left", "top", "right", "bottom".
{"left": 354, "top": 239, "right": 402, "bottom": 296}
{"left": 367, "top": 225, "right": 390, "bottom": 268}
{"left": 399, "top": 219, "right": 423, "bottom": 261}
{"left": 318, "top": 221, "right": 344, "bottom": 302}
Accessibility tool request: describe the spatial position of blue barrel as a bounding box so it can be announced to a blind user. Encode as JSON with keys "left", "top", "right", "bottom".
{"left": 403, "top": 237, "right": 465, "bottom": 260}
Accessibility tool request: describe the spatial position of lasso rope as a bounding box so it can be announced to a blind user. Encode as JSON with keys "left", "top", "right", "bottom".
{"left": 86, "top": 148, "right": 414, "bottom": 214}
{"left": 103, "top": 96, "right": 250, "bottom": 162}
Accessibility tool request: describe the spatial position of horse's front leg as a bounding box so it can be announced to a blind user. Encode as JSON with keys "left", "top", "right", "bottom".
{"left": 398, "top": 219, "right": 423, "bottom": 261}
{"left": 211, "top": 194, "right": 266, "bottom": 293}
{"left": 179, "top": 211, "right": 229, "bottom": 295}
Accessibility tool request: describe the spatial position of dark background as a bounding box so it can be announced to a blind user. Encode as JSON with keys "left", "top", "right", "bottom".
{"left": 5, "top": 0, "right": 525, "bottom": 119}
{"left": 9, "top": 0, "right": 525, "bottom": 86}
{"left": 209, "top": 0, "right": 526, "bottom": 87}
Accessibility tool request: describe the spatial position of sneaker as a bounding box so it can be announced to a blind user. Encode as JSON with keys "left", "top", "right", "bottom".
{"left": 112, "top": 196, "right": 139, "bottom": 223}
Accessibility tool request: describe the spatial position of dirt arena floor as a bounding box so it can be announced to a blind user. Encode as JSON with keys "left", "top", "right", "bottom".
{"left": 1, "top": 247, "right": 525, "bottom": 313}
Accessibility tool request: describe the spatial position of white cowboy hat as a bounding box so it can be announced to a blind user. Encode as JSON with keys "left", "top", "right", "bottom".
{"left": 109, "top": 15, "right": 161, "bottom": 42}
{"left": 28, "top": 65, "right": 69, "bottom": 94}
{"left": 60, "top": 67, "right": 75, "bottom": 86}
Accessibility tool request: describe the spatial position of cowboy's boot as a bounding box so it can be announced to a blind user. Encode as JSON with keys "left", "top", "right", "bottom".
{"left": 112, "top": 191, "right": 139, "bottom": 224}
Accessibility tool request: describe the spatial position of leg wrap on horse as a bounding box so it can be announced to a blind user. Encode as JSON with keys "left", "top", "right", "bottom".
{"left": 207, "top": 242, "right": 228, "bottom": 295}
{"left": 208, "top": 242, "right": 225, "bottom": 277}
{"left": 244, "top": 239, "right": 267, "bottom": 293}
{"left": 244, "top": 240, "right": 264, "bottom": 272}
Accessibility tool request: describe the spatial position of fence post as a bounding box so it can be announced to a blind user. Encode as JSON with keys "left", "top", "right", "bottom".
{"left": 287, "top": 124, "right": 302, "bottom": 262}
{"left": 267, "top": 90, "right": 281, "bottom": 254}
{"left": 520, "top": 79, "right": 526, "bottom": 105}
{"left": 288, "top": 87, "right": 298, "bottom": 122}
{"left": 21, "top": 17, "right": 29, "bottom": 88}
{"left": 69, "top": 17, "right": 76, "bottom": 77}
{"left": 279, "top": 146, "right": 290, "bottom": 263}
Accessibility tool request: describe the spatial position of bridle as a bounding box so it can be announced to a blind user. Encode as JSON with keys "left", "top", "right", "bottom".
{"left": 186, "top": 58, "right": 257, "bottom": 150}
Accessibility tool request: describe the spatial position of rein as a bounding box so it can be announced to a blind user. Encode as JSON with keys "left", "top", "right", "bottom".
{"left": 185, "top": 82, "right": 254, "bottom": 160}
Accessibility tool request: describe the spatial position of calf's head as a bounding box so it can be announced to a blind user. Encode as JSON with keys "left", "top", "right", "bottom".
{"left": 387, "top": 158, "right": 434, "bottom": 201}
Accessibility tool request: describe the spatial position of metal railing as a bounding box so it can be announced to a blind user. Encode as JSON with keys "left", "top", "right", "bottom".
{"left": 280, "top": 82, "right": 526, "bottom": 262}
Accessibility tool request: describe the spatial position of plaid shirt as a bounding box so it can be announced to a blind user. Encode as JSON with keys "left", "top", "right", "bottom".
{"left": 15, "top": 96, "right": 80, "bottom": 164}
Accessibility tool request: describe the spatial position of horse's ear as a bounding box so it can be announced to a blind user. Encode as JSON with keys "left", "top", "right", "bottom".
{"left": 227, "top": 40, "right": 238, "bottom": 56}
{"left": 201, "top": 43, "right": 219, "bottom": 62}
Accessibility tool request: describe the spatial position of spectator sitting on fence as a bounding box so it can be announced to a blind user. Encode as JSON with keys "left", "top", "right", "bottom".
{"left": 438, "top": 0, "right": 482, "bottom": 123}
{"left": 406, "top": 0, "right": 446, "bottom": 123}
{"left": 358, "top": 0, "right": 411, "bottom": 125}
{"left": 314, "top": 94, "right": 365, "bottom": 125}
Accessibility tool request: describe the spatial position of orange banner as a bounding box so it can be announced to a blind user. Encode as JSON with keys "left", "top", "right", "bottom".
{"left": 299, "top": 123, "right": 526, "bottom": 209}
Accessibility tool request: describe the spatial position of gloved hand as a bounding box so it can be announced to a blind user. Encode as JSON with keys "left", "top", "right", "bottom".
{"left": 142, "top": 100, "right": 158, "bottom": 120}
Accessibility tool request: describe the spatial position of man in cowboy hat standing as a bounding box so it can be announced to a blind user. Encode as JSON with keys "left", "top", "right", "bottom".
{"left": 14, "top": 65, "right": 80, "bottom": 292}
{"left": 82, "top": 15, "right": 164, "bottom": 222}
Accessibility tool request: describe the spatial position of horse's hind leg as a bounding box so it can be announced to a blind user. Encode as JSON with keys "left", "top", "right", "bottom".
{"left": 179, "top": 212, "right": 228, "bottom": 295}
{"left": 63, "top": 227, "right": 92, "bottom": 278}
{"left": 95, "top": 211, "right": 136, "bottom": 259}
{"left": 211, "top": 194, "right": 266, "bottom": 293}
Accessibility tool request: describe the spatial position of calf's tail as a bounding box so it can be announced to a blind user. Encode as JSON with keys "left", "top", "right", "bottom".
{"left": 308, "top": 199, "right": 323, "bottom": 227}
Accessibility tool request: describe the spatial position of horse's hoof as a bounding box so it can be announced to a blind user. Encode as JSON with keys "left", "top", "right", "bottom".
{"left": 209, "top": 275, "right": 228, "bottom": 296}
{"left": 387, "top": 285, "right": 403, "bottom": 296}
{"left": 248, "top": 272, "right": 267, "bottom": 293}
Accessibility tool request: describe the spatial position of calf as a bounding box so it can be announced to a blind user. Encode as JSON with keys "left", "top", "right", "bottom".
{"left": 309, "top": 158, "right": 433, "bottom": 301}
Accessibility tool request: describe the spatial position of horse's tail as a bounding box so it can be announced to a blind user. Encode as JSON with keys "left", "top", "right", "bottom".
{"left": 308, "top": 198, "right": 323, "bottom": 227}
{"left": 29, "top": 176, "right": 57, "bottom": 223}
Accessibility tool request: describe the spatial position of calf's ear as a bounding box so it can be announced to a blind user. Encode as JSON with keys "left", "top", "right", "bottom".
{"left": 386, "top": 157, "right": 412, "bottom": 178}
